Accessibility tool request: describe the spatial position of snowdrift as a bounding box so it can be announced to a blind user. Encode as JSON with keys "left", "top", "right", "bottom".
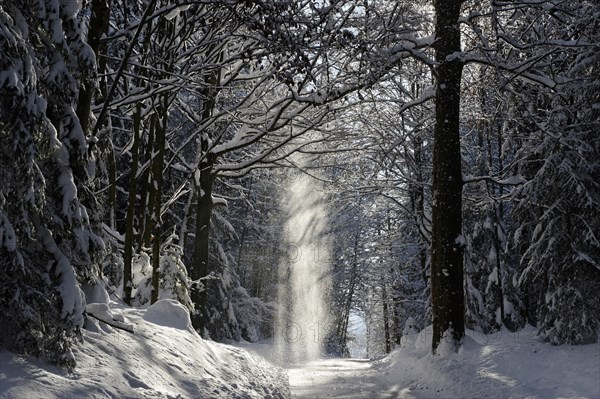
{"left": 375, "top": 325, "right": 600, "bottom": 399}
{"left": 0, "top": 299, "right": 289, "bottom": 399}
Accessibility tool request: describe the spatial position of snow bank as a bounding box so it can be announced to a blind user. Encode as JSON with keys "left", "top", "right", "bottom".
{"left": 375, "top": 326, "right": 600, "bottom": 399}
{"left": 0, "top": 301, "right": 290, "bottom": 399}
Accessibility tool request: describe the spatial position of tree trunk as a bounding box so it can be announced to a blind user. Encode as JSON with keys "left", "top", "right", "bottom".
{"left": 76, "top": 0, "right": 111, "bottom": 134}
{"left": 494, "top": 123, "right": 507, "bottom": 326}
{"left": 119, "top": 12, "right": 155, "bottom": 303}
{"left": 140, "top": 116, "right": 157, "bottom": 248}
{"left": 106, "top": 134, "right": 117, "bottom": 230}
{"left": 392, "top": 291, "right": 402, "bottom": 345}
{"left": 431, "top": 0, "right": 465, "bottom": 353}
{"left": 189, "top": 157, "right": 216, "bottom": 333}
{"left": 150, "top": 97, "right": 168, "bottom": 304}
{"left": 178, "top": 189, "right": 196, "bottom": 249}
{"left": 382, "top": 279, "right": 391, "bottom": 353}
{"left": 187, "top": 58, "right": 221, "bottom": 333}
{"left": 236, "top": 179, "right": 252, "bottom": 286}
{"left": 338, "top": 230, "right": 360, "bottom": 351}
{"left": 122, "top": 104, "right": 143, "bottom": 305}
{"left": 413, "top": 136, "right": 430, "bottom": 285}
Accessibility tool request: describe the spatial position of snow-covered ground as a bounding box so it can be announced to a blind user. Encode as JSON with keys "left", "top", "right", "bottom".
{"left": 2, "top": 311, "right": 598, "bottom": 399}
{"left": 289, "top": 358, "right": 402, "bottom": 398}
{"left": 0, "top": 299, "right": 288, "bottom": 399}
{"left": 287, "top": 326, "right": 600, "bottom": 399}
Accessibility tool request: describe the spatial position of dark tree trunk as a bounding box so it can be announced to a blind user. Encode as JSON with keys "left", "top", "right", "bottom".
{"left": 179, "top": 189, "right": 196, "bottom": 256}
{"left": 106, "top": 136, "right": 117, "bottom": 230}
{"left": 431, "top": 0, "right": 465, "bottom": 353}
{"left": 122, "top": 104, "right": 143, "bottom": 305}
{"left": 413, "top": 136, "right": 430, "bottom": 285}
{"left": 150, "top": 97, "right": 168, "bottom": 304}
{"left": 392, "top": 291, "right": 402, "bottom": 346}
{"left": 338, "top": 231, "right": 360, "bottom": 352}
{"left": 494, "top": 121, "right": 508, "bottom": 326}
{"left": 488, "top": 125, "right": 506, "bottom": 326}
{"left": 76, "top": 0, "right": 111, "bottom": 134}
{"left": 119, "top": 13, "right": 155, "bottom": 304}
{"left": 187, "top": 60, "right": 221, "bottom": 333}
{"left": 140, "top": 116, "right": 157, "bottom": 248}
{"left": 382, "top": 279, "right": 392, "bottom": 353}
{"left": 189, "top": 158, "right": 216, "bottom": 333}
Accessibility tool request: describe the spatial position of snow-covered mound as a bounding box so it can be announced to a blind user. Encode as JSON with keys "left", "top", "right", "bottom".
{"left": 375, "top": 325, "right": 600, "bottom": 399}
{"left": 143, "top": 299, "right": 192, "bottom": 331}
{"left": 0, "top": 301, "right": 289, "bottom": 399}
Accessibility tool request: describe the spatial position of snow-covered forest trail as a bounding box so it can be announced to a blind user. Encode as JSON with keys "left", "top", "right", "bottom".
{"left": 285, "top": 326, "right": 600, "bottom": 399}
{"left": 288, "top": 358, "right": 410, "bottom": 399}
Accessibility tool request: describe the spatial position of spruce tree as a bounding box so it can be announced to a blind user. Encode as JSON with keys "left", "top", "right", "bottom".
{"left": 0, "top": 0, "right": 102, "bottom": 367}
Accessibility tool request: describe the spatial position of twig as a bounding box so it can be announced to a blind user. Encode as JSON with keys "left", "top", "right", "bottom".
{"left": 86, "top": 312, "right": 135, "bottom": 334}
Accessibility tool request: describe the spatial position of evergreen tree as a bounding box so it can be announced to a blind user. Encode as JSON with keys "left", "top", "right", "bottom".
{"left": 0, "top": 0, "right": 102, "bottom": 367}
{"left": 494, "top": 0, "right": 600, "bottom": 345}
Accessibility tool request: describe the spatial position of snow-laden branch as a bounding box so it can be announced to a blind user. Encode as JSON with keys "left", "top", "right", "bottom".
{"left": 92, "top": 0, "right": 158, "bottom": 138}
{"left": 462, "top": 174, "right": 527, "bottom": 186}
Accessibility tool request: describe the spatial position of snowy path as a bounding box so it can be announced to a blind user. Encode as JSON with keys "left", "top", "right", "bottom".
{"left": 235, "top": 327, "right": 600, "bottom": 399}
{"left": 288, "top": 358, "right": 413, "bottom": 399}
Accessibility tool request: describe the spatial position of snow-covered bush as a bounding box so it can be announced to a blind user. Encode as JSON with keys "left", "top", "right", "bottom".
{"left": 203, "top": 262, "right": 242, "bottom": 340}
{"left": 131, "top": 251, "right": 153, "bottom": 307}
{"left": 400, "top": 317, "right": 419, "bottom": 349}
{"left": 157, "top": 235, "right": 193, "bottom": 311}
{"left": 130, "top": 236, "right": 193, "bottom": 311}
{"left": 230, "top": 285, "right": 277, "bottom": 342}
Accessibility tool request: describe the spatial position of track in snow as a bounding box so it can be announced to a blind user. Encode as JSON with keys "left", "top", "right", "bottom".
{"left": 288, "top": 358, "right": 414, "bottom": 399}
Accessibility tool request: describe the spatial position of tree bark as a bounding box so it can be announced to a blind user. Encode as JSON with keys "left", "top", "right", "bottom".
{"left": 189, "top": 157, "right": 216, "bottom": 333}
{"left": 122, "top": 104, "right": 143, "bottom": 305}
{"left": 338, "top": 230, "right": 360, "bottom": 352}
{"left": 140, "top": 116, "right": 156, "bottom": 248}
{"left": 105, "top": 134, "right": 117, "bottom": 230}
{"left": 431, "top": 0, "right": 465, "bottom": 353}
{"left": 150, "top": 96, "right": 168, "bottom": 304}
{"left": 76, "top": 0, "right": 111, "bottom": 134}
{"left": 494, "top": 123, "right": 506, "bottom": 326}
{"left": 382, "top": 279, "right": 391, "bottom": 353}
{"left": 118, "top": 11, "right": 156, "bottom": 304}
{"left": 188, "top": 60, "right": 221, "bottom": 333}
{"left": 413, "top": 136, "right": 430, "bottom": 285}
